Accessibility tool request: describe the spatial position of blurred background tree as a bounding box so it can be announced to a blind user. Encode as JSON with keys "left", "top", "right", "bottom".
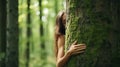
{"left": 6, "top": 0, "right": 19, "bottom": 67}
{"left": 0, "top": 0, "right": 7, "bottom": 67}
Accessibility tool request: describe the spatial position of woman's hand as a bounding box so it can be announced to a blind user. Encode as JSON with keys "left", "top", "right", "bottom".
{"left": 67, "top": 41, "right": 86, "bottom": 55}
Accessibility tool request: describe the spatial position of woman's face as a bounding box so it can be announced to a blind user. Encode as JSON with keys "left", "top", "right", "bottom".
{"left": 62, "top": 13, "right": 66, "bottom": 28}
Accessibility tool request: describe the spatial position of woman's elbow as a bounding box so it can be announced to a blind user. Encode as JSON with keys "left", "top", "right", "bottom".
{"left": 56, "top": 60, "right": 63, "bottom": 67}
{"left": 56, "top": 61, "right": 60, "bottom": 67}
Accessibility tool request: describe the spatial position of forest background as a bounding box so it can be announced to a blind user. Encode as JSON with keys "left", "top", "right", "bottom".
{"left": 19, "top": 0, "right": 65, "bottom": 67}
{"left": 0, "top": 0, "right": 65, "bottom": 67}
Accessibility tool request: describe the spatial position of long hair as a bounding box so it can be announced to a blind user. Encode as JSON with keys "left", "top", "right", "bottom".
{"left": 54, "top": 11, "right": 66, "bottom": 58}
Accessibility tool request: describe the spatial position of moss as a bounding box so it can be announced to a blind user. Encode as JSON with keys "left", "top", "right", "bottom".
{"left": 65, "top": 0, "right": 116, "bottom": 67}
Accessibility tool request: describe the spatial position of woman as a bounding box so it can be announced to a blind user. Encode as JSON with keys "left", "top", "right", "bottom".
{"left": 55, "top": 11, "right": 86, "bottom": 67}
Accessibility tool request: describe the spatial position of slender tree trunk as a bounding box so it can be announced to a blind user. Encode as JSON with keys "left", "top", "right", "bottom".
{"left": 26, "top": 0, "right": 31, "bottom": 67}
{"left": 6, "top": 0, "right": 19, "bottom": 67}
{"left": 54, "top": 0, "right": 58, "bottom": 14}
{"left": 39, "top": 0, "right": 46, "bottom": 66}
{"left": 65, "top": 0, "right": 120, "bottom": 67}
{"left": 0, "top": 0, "right": 7, "bottom": 67}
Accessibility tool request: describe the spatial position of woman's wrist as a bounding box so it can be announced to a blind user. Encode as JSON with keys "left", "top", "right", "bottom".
{"left": 66, "top": 50, "right": 72, "bottom": 57}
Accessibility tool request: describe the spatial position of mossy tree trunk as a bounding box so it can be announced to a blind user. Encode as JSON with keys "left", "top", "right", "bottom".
{"left": 6, "top": 0, "right": 19, "bottom": 67}
{"left": 65, "top": 0, "right": 120, "bottom": 67}
{"left": 0, "top": 0, "right": 7, "bottom": 67}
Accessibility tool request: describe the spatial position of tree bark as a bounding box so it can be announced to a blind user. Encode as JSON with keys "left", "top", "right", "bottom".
{"left": 0, "top": 0, "right": 7, "bottom": 67}
{"left": 6, "top": 0, "right": 19, "bottom": 67}
{"left": 65, "top": 0, "right": 120, "bottom": 67}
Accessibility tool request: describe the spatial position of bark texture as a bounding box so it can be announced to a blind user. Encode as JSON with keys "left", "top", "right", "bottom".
{"left": 65, "top": 0, "right": 120, "bottom": 67}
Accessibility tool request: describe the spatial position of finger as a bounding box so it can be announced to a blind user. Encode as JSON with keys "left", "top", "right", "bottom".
{"left": 78, "top": 46, "right": 86, "bottom": 50}
{"left": 74, "top": 44, "right": 86, "bottom": 47}
{"left": 74, "top": 45, "right": 86, "bottom": 49}
{"left": 72, "top": 50, "right": 85, "bottom": 55}
{"left": 74, "top": 47, "right": 86, "bottom": 51}
{"left": 72, "top": 40, "right": 77, "bottom": 45}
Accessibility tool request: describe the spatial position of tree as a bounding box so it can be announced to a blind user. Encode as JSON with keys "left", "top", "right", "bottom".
{"left": 38, "top": 0, "right": 46, "bottom": 66}
{"left": 65, "top": 0, "right": 120, "bottom": 67}
{"left": 54, "top": 0, "right": 58, "bottom": 14}
{"left": 26, "top": 0, "right": 31, "bottom": 67}
{"left": 6, "top": 0, "right": 19, "bottom": 67}
{"left": 0, "top": 0, "right": 7, "bottom": 67}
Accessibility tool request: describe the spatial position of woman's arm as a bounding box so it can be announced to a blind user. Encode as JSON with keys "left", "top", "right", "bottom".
{"left": 56, "top": 36, "right": 86, "bottom": 67}
{"left": 57, "top": 50, "right": 71, "bottom": 67}
{"left": 56, "top": 35, "right": 71, "bottom": 67}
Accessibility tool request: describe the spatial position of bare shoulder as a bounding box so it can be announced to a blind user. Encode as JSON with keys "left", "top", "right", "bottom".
{"left": 58, "top": 35, "right": 65, "bottom": 40}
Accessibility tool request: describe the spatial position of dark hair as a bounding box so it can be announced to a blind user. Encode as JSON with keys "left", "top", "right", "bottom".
{"left": 54, "top": 11, "right": 66, "bottom": 58}
{"left": 55, "top": 11, "right": 65, "bottom": 35}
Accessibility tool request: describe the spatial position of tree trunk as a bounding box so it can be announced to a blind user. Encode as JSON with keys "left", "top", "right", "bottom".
{"left": 26, "top": 0, "right": 31, "bottom": 67}
{"left": 0, "top": 0, "right": 7, "bottom": 67}
{"left": 39, "top": 0, "right": 46, "bottom": 66}
{"left": 54, "top": 0, "right": 58, "bottom": 14}
{"left": 6, "top": 0, "right": 19, "bottom": 67}
{"left": 65, "top": 0, "right": 120, "bottom": 67}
